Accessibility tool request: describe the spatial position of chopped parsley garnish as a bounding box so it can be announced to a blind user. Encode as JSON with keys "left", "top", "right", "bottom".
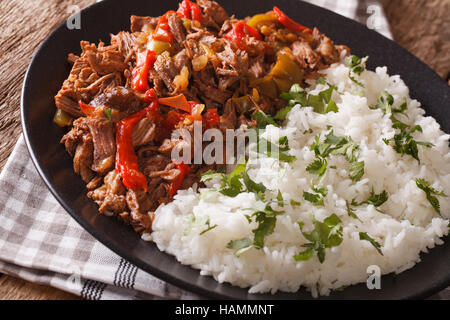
{"left": 308, "top": 131, "right": 365, "bottom": 182}
{"left": 311, "top": 131, "right": 360, "bottom": 162}
{"left": 415, "top": 178, "right": 447, "bottom": 215}
{"left": 346, "top": 188, "right": 389, "bottom": 218}
{"left": 346, "top": 55, "right": 369, "bottom": 87}
{"left": 373, "top": 91, "right": 407, "bottom": 115}
{"left": 183, "top": 215, "right": 218, "bottom": 236}
{"left": 346, "top": 201, "right": 361, "bottom": 221}
{"left": 294, "top": 214, "right": 343, "bottom": 263}
{"left": 383, "top": 125, "right": 434, "bottom": 163}
{"left": 306, "top": 158, "right": 328, "bottom": 177}
{"left": 201, "top": 160, "right": 246, "bottom": 197}
{"left": 252, "top": 110, "right": 280, "bottom": 128}
{"left": 243, "top": 171, "right": 266, "bottom": 201}
{"left": 254, "top": 136, "right": 297, "bottom": 163}
{"left": 274, "top": 106, "right": 294, "bottom": 123}
{"left": 290, "top": 199, "right": 301, "bottom": 207}
{"left": 303, "top": 185, "right": 328, "bottom": 206}
{"left": 226, "top": 238, "right": 253, "bottom": 257}
{"left": 373, "top": 91, "right": 434, "bottom": 162}
{"left": 366, "top": 189, "right": 389, "bottom": 207}
{"left": 359, "top": 232, "right": 383, "bottom": 255}
{"left": 227, "top": 204, "right": 285, "bottom": 256}
{"left": 104, "top": 108, "right": 113, "bottom": 123}
{"left": 252, "top": 206, "right": 285, "bottom": 249}
{"left": 280, "top": 83, "right": 339, "bottom": 115}
{"left": 349, "top": 161, "right": 365, "bottom": 182}
{"left": 202, "top": 158, "right": 268, "bottom": 199}
{"left": 277, "top": 190, "right": 284, "bottom": 207}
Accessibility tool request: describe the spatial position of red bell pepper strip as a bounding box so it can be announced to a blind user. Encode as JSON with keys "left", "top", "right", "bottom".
{"left": 163, "top": 110, "right": 187, "bottom": 130}
{"left": 203, "top": 109, "right": 220, "bottom": 129}
{"left": 79, "top": 101, "right": 96, "bottom": 116}
{"left": 273, "top": 6, "right": 312, "bottom": 34}
{"left": 224, "top": 21, "right": 262, "bottom": 51}
{"left": 168, "top": 161, "right": 191, "bottom": 197}
{"left": 132, "top": 50, "right": 156, "bottom": 92}
{"left": 115, "top": 91, "right": 159, "bottom": 191}
{"left": 158, "top": 94, "right": 191, "bottom": 113}
{"left": 153, "top": 11, "right": 176, "bottom": 43}
{"left": 177, "top": 0, "right": 203, "bottom": 23}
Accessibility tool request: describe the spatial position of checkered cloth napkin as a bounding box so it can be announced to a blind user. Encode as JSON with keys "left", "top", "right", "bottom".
{"left": 2, "top": 0, "right": 432, "bottom": 300}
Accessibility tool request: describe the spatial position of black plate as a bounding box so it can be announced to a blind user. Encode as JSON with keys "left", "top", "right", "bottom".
{"left": 21, "top": 0, "right": 450, "bottom": 299}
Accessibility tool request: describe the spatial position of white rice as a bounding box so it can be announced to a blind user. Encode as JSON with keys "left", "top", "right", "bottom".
{"left": 149, "top": 62, "right": 450, "bottom": 297}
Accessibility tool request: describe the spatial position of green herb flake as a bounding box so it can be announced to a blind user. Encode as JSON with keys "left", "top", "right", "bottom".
{"left": 252, "top": 110, "right": 280, "bottom": 128}
{"left": 251, "top": 206, "right": 285, "bottom": 249}
{"left": 104, "top": 108, "right": 113, "bottom": 123}
{"left": 416, "top": 178, "right": 447, "bottom": 215}
{"left": 227, "top": 204, "right": 285, "bottom": 254}
{"left": 294, "top": 214, "right": 343, "bottom": 263}
{"left": 255, "top": 137, "right": 297, "bottom": 163}
{"left": 303, "top": 185, "right": 328, "bottom": 207}
{"left": 359, "top": 232, "right": 383, "bottom": 255}
{"left": 373, "top": 92, "right": 434, "bottom": 162}
{"left": 274, "top": 106, "right": 294, "bottom": 122}
{"left": 226, "top": 238, "right": 253, "bottom": 257}
{"left": 367, "top": 189, "right": 389, "bottom": 207}
{"left": 280, "top": 83, "right": 339, "bottom": 114}
{"left": 184, "top": 215, "right": 217, "bottom": 236}
{"left": 200, "top": 159, "right": 264, "bottom": 199}
{"left": 349, "top": 161, "right": 365, "bottom": 182}
{"left": 346, "top": 55, "right": 369, "bottom": 87}
{"left": 346, "top": 200, "right": 361, "bottom": 221}
{"left": 243, "top": 171, "right": 266, "bottom": 201}
{"left": 277, "top": 190, "right": 284, "bottom": 207}
{"left": 384, "top": 125, "right": 434, "bottom": 163}
{"left": 306, "top": 158, "right": 328, "bottom": 177}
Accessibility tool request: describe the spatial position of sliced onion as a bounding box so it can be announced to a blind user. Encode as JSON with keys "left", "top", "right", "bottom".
{"left": 192, "top": 54, "right": 208, "bottom": 71}
{"left": 173, "top": 66, "right": 190, "bottom": 93}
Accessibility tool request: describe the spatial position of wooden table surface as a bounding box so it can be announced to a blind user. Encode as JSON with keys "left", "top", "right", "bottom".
{"left": 0, "top": 0, "right": 448, "bottom": 300}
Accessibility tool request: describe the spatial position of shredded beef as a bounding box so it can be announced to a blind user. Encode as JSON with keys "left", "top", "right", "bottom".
{"left": 219, "top": 99, "right": 237, "bottom": 131}
{"left": 197, "top": 0, "right": 229, "bottom": 26}
{"left": 291, "top": 41, "right": 322, "bottom": 70}
{"left": 61, "top": 117, "right": 90, "bottom": 156}
{"left": 111, "top": 32, "right": 137, "bottom": 63}
{"left": 249, "top": 55, "right": 266, "bottom": 78}
{"left": 55, "top": 39, "right": 126, "bottom": 118}
{"left": 86, "top": 116, "right": 116, "bottom": 174}
{"left": 88, "top": 170, "right": 128, "bottom": 215}
{"left": 316, "top": 36, "right": 341, "bottom": 65}
{"left": 81, "top": 41, "right": 127, "bottom": 75}
{"left": 173, "top": 49, "right": 190, "bottom": 71}
{"left": 73, "top": 134, "right": 94, "bottom": 183}
{"left": 167, "top": 13, "right": 186, "bottom": 46}
{"left": 130, "top": 15, "right": 159, "bottom": 33}
{"left": 153, "top": 53, "right": 179, "bottom": 92}
{"left": 132, "top": 118, "right": 156, "bottom": 147}
{"left": 90, "top": 86, "right": 145, "bottom": 114}
{"left": 67, "top": 53, "right": 79, "bottom": 65}
{"left": 123, "top": 189, "right": 154, "bottom": 233}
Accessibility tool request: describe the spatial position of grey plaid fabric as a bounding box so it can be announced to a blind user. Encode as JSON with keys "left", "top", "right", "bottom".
{"left": 1, "top": 0, "right": 446, "bottom": 300}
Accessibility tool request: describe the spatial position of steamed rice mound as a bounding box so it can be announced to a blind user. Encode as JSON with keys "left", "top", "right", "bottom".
{"left": 150, "top": 62, "right": 450, "bottom": 297}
